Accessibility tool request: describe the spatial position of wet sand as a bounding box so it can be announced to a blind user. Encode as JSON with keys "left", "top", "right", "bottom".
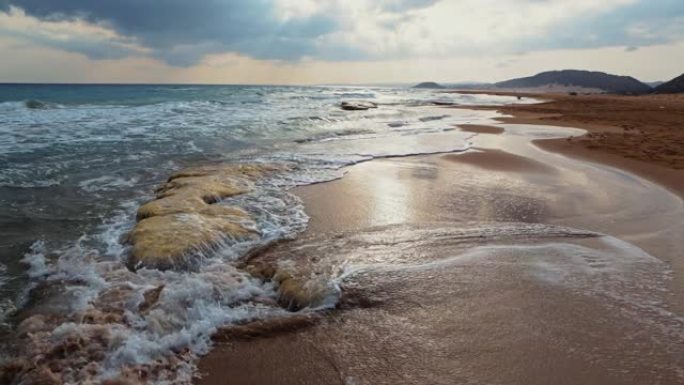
{"left": 454, "top": 92, "right": 684, "bottom": 197}
{"left": 196, "top": 122, "right": 684, "bottom": 385}
{"left": 443, "top": 148, "right": 555, "bottom": 174}
{"left": 457, "top": 124, "right": 505, "bottom": 135}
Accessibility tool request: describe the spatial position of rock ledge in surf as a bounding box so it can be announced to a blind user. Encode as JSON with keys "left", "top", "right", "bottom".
{"left": 340, "top": 101, "right": 378, "bottom": 111}
{"left": 126, "top": 164, "right": 283, "bottom": 270}
{"left": 246, "top": 262, "right": 337, "bottom": 311}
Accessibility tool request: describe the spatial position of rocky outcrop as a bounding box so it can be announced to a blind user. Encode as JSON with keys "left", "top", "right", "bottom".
{"left": 126, "top": 164, "right": 282, "bottom": 270}
{"left": 432, "top": 101, "right": 456, "bottom": 106}
{"left": 127, "top": 214, "right": 255, "bottom": 270}
{"left": 340, "top": 101, "right": 378, "bottom": 111}
{"left": 246, "top": 262, "right": 335, "bottom": 311}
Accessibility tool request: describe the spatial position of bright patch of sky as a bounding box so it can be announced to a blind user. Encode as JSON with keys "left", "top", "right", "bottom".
{"left": 0, "top": 0, "right": 682, "bottom": 83}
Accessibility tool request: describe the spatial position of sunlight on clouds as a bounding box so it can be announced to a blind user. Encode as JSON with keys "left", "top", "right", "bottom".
{"left": 309, "top": 0, "right": 640, "bottom": 58}
{"left": 0, "top": 0, "right": 678, "bottom": 63}
{"left": 0, "top": 6, "right": 148, "bottom": 57}
{"left": 275, "top": 0, "right": 322, "bottom": 20}
{"left": 0, "top": 7, "right": 119, "bottom": 40}
{"left": 1, "top": 33, "right": 682, "bottom": 84}
{"left": 0, "top": 0, "right": 682, "bottom": 83}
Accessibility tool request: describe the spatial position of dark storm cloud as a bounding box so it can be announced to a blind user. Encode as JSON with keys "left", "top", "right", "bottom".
{"left": 1, "top": 0, "right": 683, "bottom": 65}
{"left": 0, "top": 0, "right": 338, "bottom": 64}
{"left": 0, "top": 26, "right": 137, "bottom": 60}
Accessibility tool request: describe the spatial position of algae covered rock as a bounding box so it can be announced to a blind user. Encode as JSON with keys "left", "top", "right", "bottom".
{"left": 127, "top": 213, "right": 257, "bottom": 270}
{"left": 127, "top": 164, "right": 283, "bottom": 270}
{"left": 137, "top": 194, "right": 247, "bottom": 220}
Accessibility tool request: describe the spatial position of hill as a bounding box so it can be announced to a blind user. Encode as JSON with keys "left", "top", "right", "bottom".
{"left": 496, "top": 70, "right": 652, "bottom": 94}
{"left": 654, "top": 74, "right": 684, "bottom": 94}
{"left": 446, "top": 82, "right": 495, "bottom": 90}
{"left": 413, "top": 82, "right": 444, "bottom": 89}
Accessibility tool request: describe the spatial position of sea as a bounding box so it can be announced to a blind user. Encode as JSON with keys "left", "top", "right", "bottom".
{"left": 0, "top": 84, "right": 532, "bottom": 383}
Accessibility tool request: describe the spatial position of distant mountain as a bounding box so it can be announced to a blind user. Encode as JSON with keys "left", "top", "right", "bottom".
{"left": 446, "top": 82, "right": 495, "bottom": 90}
{"left": 413, "top": 82, "right": 444, "bottom": 89}
{"left": 496, "top": 70, "right": 652, "bottom": 94}
{"left": 647, "top": 81, "right": 665, "bottom": 88}
{"left": 653, "top": 74, "right": 684, "bottom": 94}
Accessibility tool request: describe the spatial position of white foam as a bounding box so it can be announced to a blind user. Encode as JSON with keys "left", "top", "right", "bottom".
{"left": 335, "top": 230, "right": 682, "bottom": 342}
{"left": 78, "top": 175, "right": 140, "bottom": 193}
{"left": 2, "top": 89, "right": 537, "bottom": 383}
{"left": 9, "top": 236, "right": 296, "bottom": 382}
{"left": 0, "top": 263, "right": 13, "bottom": 326}
{"left": 96, "top": 200, "right": 139, "bottom": 259}
{"left": 20, "top": 241, "right": 49, "bottom": 279}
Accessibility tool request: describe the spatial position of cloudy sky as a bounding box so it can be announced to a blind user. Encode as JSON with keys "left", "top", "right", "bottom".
{"left": 0, "top": 0, "right": 683, "bottom": 84}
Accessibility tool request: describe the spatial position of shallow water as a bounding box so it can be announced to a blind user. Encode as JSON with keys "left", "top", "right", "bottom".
{"left": 198, "top": 124, "right": 684, "bottom": 385}
{"left": 0, "top": 85, "right": 520, "bottom": 301}
{"left": 215, "top": 224, "right": 682, "bottom": 385}
{"left": 0, "top": 84, "right": 539, "bottom": 383}
{"left": 3, "top": 84, "right": 683, "bottom": 384}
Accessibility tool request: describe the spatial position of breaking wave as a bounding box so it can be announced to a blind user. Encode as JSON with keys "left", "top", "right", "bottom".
{"left": 0, "top": 85, "right": 539, "bottom": 384}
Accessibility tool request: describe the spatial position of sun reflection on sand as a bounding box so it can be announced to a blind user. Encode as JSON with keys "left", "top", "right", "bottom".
{"left": 365, "top": 163, "right": 411, "bottom": 226}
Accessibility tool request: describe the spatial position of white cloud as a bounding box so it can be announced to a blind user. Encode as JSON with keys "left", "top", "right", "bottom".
{"left": 0, "top": 6, "right": 148, "bottom": 59}
{"left": 275, "top": 0, "right": 323, "bottom": 20}
{"left": 1, "top": 0, "right": 683, "bottom": 82}
{"left": 305, "top": 0, "right": 640, "bottom": 58}
{"left": 2, "top": 33, "right": 682, "bottom": 85}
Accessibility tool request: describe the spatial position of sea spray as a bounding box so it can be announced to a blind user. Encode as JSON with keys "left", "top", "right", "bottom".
{"left": 0, "top": 85, "right": 536, "bottom": 383}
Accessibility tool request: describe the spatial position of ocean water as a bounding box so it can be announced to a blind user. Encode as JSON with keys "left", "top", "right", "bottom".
{"left": 0, "top": 84, "right": 535, "bottom": 383}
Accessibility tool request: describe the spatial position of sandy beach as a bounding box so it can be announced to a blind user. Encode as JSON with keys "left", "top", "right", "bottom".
{"left": 196, "top": 94, "right": 684, "bottom": 385}
{"left": 2, "top": 2, "right": 683, "bottom": 384}
{"left": 456, "top": 92, "right": 684, "bottom": 196}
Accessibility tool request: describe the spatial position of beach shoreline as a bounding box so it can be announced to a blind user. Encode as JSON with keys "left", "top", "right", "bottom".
{"left": 453, "top": 91, "right": 684, "bottom": 198}
{"left": 195, "top": 96, "right": 684, "bottom": 385}
{"left": 3, "top": 88, "right": 682, "bottom": 384}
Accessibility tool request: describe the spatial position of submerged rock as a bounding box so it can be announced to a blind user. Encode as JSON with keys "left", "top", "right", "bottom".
{"left": 275, "top": 271, "right": 324, "bottom": 311}
{"left": 340, "top": 101, "right": 378, "bottom": 111}
{"left": 127, "top": 164, "right": 282, "bottom": 270}
{"left": 138, "top": 285, "right": 164, "bottom": 313}
{"left": 246, "top": 262, "right": 336, "bottom": 311}
{"left": 24, "top": 99, "right": 48, "bottom": 109}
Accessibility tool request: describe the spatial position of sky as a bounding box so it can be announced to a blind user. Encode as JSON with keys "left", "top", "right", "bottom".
{"left": 0, "top": 0, "right": 683, "bottom": 84}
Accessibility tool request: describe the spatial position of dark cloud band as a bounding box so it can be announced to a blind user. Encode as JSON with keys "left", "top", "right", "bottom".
{"left": 1, "top": 0, "right": 683, "bottom": 66}
{"left": 1, "top": 0, "right": 338, "bottom": 64}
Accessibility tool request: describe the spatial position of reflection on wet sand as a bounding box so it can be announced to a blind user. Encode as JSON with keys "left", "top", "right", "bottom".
{"left": 443, "top": 148, "right": 556, "bottom": 174}
{"left": 458, "top": 124, "right": 505, "bottom": 135}
{"left": 202, "top": 225, "right": 680, "bottom": 385}
{"left": 365, "top": 167, "right": 411, "bottom": 226}
{"left": 197, "top": 124, "right": 684, "bottom": 385}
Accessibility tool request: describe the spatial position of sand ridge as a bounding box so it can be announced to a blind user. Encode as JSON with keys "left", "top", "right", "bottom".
{"left": 443, "top": 148, "right": 556, "bottom": 173}
{"left": 457, "top": 124, "right": 505, "bottom": 135}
